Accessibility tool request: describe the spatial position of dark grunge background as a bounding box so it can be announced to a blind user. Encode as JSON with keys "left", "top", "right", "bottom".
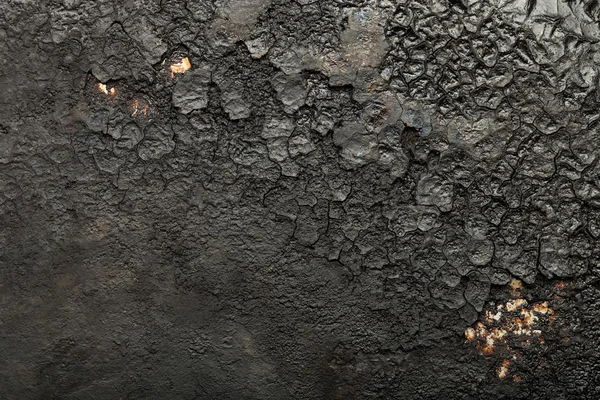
{"left": 1, "top": 0, "right": 600, "bottom": 398}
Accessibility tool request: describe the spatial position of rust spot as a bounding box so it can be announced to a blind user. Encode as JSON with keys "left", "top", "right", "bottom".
{"left": 170, "top": 57, "right": 192, "bottom": 78}
{"left": 485, "top": 309, "right": 502, "bottom": 322}
{"left": 97, "top": 83, "right": 116, "bottom": 97}
{"left": 506, "top": 298, "right": 527, "bottom": 312}
{"left": 130, "top": 97, "right": 149, "bottom": 118}
{"left": 466, "top": 298, "right": 557, "bottom": 378}
{"left": 465, "top": 327, "right": 476, "bottom": 341}
{"left": 481, "top": 343, "right": 495, "bottom": 355}
{"left": 554, "top": 280, "right": 566, "bottom": 290}
{"left": 497, "top": 359, "right": 510, "bottom": 379}
{"left": 533, "top": 301, "right": 549, "bottom": 314}
{"left": 509, "top": 279, "right": 523, "bottom": 296}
